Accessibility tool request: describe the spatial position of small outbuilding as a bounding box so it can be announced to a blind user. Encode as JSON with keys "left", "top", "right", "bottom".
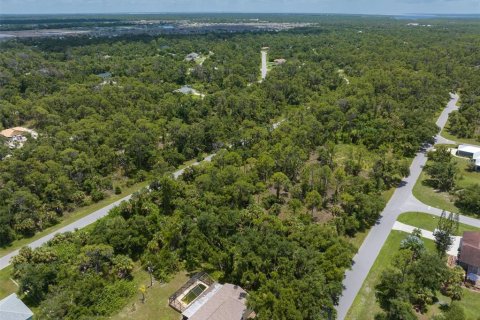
{"left": 273, "top": 58, "right": 286, "bottom": 65}
{"left": 0, "top": 294, "right": 33, "bottom": 320}
{"left": 457, "top": 144, "right": 480, "bottom": 159}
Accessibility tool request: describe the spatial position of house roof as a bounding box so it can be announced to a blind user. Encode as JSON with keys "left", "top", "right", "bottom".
{"left": 459, "top": 231, "right": 480, "bottom": 267}
{"left": 458, "top": 144, "right": 480, "bottom": 156}
{"left": 0, "top": 294, "right": 33, "bottom": 320}
{"left": 0, "top": 127, "right": 31, "bottom": 138}
{"left": 183, "top": 283, "right": 250, "bottom": 320}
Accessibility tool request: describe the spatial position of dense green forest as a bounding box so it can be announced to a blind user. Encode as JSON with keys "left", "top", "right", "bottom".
{"left": 2, "top": 17, "right": 480, "bottom": 319}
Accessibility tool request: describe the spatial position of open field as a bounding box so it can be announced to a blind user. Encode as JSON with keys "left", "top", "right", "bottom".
{"left": 113, "top": 270, "right": 188, "bottom": 320}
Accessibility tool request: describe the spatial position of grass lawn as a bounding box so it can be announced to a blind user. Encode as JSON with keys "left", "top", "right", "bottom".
{"left": 426, "top": 289, "right": 480, "bottom": 320}
{"left": 0, "top": 180, "right": 149, "bottom": 258}
{"left": 346, "top": 228, "right": 480, "bottom": 319}
{"left": 113, "top": 270, "right": 188, "bottom": 320}
{"left": 0, "top": 266, "right": 17, "bottom": 300}
{"left": 412, "top": 157, "right": 480, "bottom": 214}
{"left": 397, "top": 212, "right": 480, "bottom": 236}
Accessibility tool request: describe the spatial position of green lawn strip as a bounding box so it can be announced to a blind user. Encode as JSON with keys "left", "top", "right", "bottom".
{"left": 0, "top": 181, "right": 149, "bottom": 257}
{"left": 0, "top": 266, "right": 17, "bottom": 300}
{"left": 397, "top": 212, "right": 480, "bottom": 236}
{"left": 112, "top": 270, "right": 188, "bottom": 320}
{"left": 441, "top": 125, "right": 480, "bottom": 146}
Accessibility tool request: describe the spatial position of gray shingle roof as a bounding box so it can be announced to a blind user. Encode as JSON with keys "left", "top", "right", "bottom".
{"left": 0, "top": 294, "right": 33, "bottom": 320}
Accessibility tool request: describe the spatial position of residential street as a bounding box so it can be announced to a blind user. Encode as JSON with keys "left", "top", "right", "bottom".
{"left": 260, "top": 50, "right": 268, "bottom": 81}
{"left": 336, "top": 93, "right": 479, "bottom": 320}
{"left": 0, "top": 153, "right": 216, "bottom": 271}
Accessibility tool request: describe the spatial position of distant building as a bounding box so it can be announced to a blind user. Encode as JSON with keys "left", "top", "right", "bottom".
{"left": 0, "top": 127, "right": 38, "bottom": 149}
{"left": 185, "top": 52, "right": 200, "bottom": 62}
{"left": 273, "top": 58, "right": 286, "bottom": 65}
{"left": 0, "top": 294, "right": 33, "bottom": 320}
{"left": 169, "top": 273, "right": 254, "bottom": 320}
{"left": 97, "top": 71, "right": 112, "bottom": 79}
{"left": 458, "top": 231, "right": 480, "bottom": 288}
{"left": 174, "top": 85, "right": 197, "bottom": 95}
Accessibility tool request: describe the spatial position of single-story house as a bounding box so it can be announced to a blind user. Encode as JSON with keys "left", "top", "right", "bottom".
{"left": 457, "top": 144, "right": 480, "bottom": 159}
{"left": 185, "top": 52, "right": 200, "bottom": 62}
{"left": 0, "top": 127, "right": 38, "bottom": 149}
{"left": 458, "top": 231, "right": 480, "bottom": 288}
{"left": 0, "top": 294, "right": 33, "bottom": 320}
{"left": 274, "top": 58, "right": 286, "bottom": 65}
{"left": 169, "top": 273, "right": 254, "bottom": 320}
{"left": 174, "top": 85, "right": 196, "bottom": 95}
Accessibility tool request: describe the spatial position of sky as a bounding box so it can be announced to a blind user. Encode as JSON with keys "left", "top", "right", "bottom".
{"left": 1, "top": 0, "right": 479, "bottom": 15}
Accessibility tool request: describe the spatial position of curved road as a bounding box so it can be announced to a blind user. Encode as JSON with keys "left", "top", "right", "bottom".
{"left": 336, "top": 93, "right": 480, "bottom": 320}
{"left": 0, "top": 153, "right": 216, "bottom": 271}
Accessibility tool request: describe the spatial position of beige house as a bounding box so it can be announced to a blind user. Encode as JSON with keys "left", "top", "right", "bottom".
{"left": 169, "top": 273, "right": 254, "bottom": 320}
{"left": 0, "top": 127, "right": 38, "bottom": 149}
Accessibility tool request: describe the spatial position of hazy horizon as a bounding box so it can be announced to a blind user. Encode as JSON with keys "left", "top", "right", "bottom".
{"left": 1, "top": 0, "right": 479, "bottom": 15}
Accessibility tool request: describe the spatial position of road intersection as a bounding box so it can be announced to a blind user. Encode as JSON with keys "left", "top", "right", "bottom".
{"left": 336, "top": 93, "right": 480, "bottom": 320}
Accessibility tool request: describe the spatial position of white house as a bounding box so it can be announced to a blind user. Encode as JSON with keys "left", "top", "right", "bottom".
{"left": 456, "top": 144, "right": 480, "bottom": 171}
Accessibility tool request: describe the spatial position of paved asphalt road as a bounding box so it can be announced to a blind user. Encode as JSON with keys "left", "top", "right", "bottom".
{"left": 336, "top": 93, "right": 480, "bottom": 320}
{"left": 260, "top": 50, "right": 268, "bottom": 81}
{"left": 0, "top": 153, "right": 216, "bottom": 271}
